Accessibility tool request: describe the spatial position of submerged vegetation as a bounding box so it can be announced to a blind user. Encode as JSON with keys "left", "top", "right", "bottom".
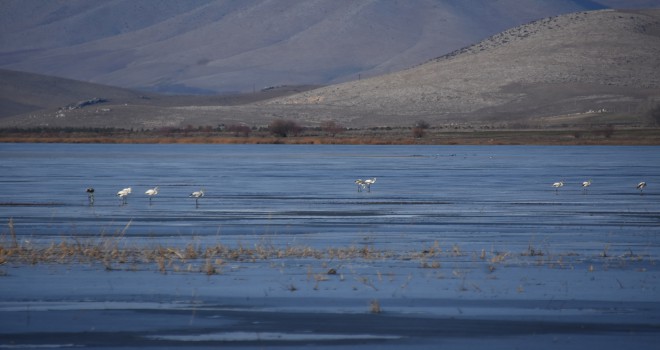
{"left": 1, "top": 219, "right": 653, "bottom": 278}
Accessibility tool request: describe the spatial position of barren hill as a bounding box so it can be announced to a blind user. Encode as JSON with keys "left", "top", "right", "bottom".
{"left": 0, "top": 68, "right": 317, "bottom": 121}
{"left": 1, "top": 9, "right": 659, "bottom": 130}
{"left": 260, "top": 9, "right": 660, "bottom": 128}
{"left": 0, "top": 69, "right": 158, "bottom": 119}
{"left": 2, "top": 0, "right": 648, "bottom": 94}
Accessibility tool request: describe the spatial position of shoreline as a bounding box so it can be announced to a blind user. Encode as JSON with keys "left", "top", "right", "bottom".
{"left": 1, "top": 128, "right": 660, "bottom": 145}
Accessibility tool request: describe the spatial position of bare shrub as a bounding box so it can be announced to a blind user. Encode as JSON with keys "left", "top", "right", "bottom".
{"left": 370, "top": 299, "right": 382, "bottom": 314}
{"left": 648, "top": 104, "right": 660, "bottom": 126}
{"left": 412, "top": 127, "right": 425, "bottom": 138}
{"left": 269, "top": 119, "right": 302, "bottom": 137}
{"left": 412, "top": 120, "right": 430, "bottom": 138}
{"left": 226, "top": 124, "right": 252, "bottom": 137}
{"left": 320, "top": 120, "right": 345, "bottom": 137}
{"left": 415, "top": 120, "right": 430, "bottom": 129}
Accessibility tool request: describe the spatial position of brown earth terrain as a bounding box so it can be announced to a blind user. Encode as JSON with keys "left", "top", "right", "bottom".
{"left": 1, "top": 9, "right": 659, "bottom": 144}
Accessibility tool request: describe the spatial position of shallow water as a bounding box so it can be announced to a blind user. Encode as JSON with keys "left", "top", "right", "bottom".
{"left": 1, "top": 144, "right": 658, "bottom": 253}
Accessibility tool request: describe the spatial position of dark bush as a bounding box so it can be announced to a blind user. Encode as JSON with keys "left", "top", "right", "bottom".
{"left": 412, "top": 127, "right": 425, "bottom": 138}
{"left": 269, "top": 119, "right": 302, "bottom": 137}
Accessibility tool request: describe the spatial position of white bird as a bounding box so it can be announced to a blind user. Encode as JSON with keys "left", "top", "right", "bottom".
{"left": 636, "top": 181, "right": 647, "bottom": 194}
{"left": 117, "top": 187, "right": 132, "bottom": 195}
{"left": 363, "top": 177, "right": 377, "bottom": 192}
{"left": 581, "top": 179, "right": 592, "bottom": 193}
{"left": 145, "top": 186, "right": 159, "bottom": 203}
{"left": 354, "top": 179, "right": 366, "bottom": 192}
{"left": 190, "top": 189, "right": 204, "bottom": 207}
{"left": 552, "top": 181, "right": 564, "bottom": 193}
{"left": 117, "top": 187, "right": 131, "bottom": 205}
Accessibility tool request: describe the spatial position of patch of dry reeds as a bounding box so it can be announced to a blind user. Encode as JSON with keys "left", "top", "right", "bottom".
{"left": 1, "top": 220, "right": 654, "bottom": 276}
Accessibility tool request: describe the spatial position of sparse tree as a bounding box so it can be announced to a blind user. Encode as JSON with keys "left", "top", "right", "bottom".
{"left": 320, "top": 120, "right": 345, "bottom": 137}
{"left": 649, "top": 104, "right": 660, "bottom": 126}
{"left": 415, "top": 120, "right": 430, "bottom": 129}
{"left": 226, "top": 124, "right": 252, "bottom": 137}
{"left": 412, "top": 119, "right": 430, "bottom": 138}
{"left": 412, "top": 127, "right": 425, "bottom": 138}
{"left": 599, "top": 124, "right": 615, "bottom": 138}
{"left": 269, "top": 119, "right": 302, "bottom": 137}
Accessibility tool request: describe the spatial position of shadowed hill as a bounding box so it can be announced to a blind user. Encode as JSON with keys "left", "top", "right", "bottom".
{"left": 1, "top": 9, "right": 659, "bottom": 131}
{"left": 0, "top": 69, "right": 153, "bottom": 119}
{"left": 0, "top": 68, "right": 317, "bottom": 121}
{"left": 2, "top": 0, "right": 645, "bottom": 94}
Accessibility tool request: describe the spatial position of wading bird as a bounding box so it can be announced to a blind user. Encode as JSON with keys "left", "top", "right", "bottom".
{"left": 363, "top": 178, "right": 377, "bottom": 192}
{"left": 86, "top": 187, "right": 95, "bottom": 205}
{"left": 117, "top": 187, "right": 131, "bottom": 205}
{"left": 145, "top": 186, "right": 159, "bottom": 203}
{"left": 190, "top": 189, "right": 204, "bottom": 207}
{"left": 582, "top": 179, "right": 592, "bottom": 193}
{"left": 636, "top": 181, "right": 647, "bottom": 194}
{"left": 552, "top": 181, "right": 564, "bottom": 193}
{"left": 354, "top": 179, "right": 366, "bottom": 192}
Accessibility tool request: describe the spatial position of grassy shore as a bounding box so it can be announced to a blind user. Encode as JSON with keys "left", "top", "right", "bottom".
{"left": 1, "top": 127, "right": 659, "bottom": 145}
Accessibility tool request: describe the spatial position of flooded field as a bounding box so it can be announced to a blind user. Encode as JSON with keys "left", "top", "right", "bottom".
{"left": 1, "top": 144, "right": 659, "bottom": 349}
{"left": 1, "top": 144, "right": 658, "bottom": 247}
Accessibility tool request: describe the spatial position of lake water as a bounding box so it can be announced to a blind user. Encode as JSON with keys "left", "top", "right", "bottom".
{"left": 1, "top": 143, "right": 658, "bottom": 254}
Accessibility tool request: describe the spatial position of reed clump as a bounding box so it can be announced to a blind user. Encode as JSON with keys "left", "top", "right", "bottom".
{"left": 1, "top": 230, "right": 653, "bottom": 276}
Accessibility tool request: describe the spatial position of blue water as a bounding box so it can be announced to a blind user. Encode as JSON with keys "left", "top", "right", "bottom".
{"left": 1, "top": 144, "right": 658, "bottom": 252}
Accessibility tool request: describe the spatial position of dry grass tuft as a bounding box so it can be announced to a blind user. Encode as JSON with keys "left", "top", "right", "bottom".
{"left": 522, "top": 244, "right": 544, "bottom": 257}
{"left": 1, "top": 222, "right": 654, "bottom": 278}
{"left": 451, "top": 244, "right": 464, "bottom": 257}
{"left": 369, "top": 299, "right": 382, "bottom": 314}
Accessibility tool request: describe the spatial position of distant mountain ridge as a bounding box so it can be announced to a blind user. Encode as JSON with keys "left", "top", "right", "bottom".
{"left": 1, "top": 8, "right": 659, "bottom": 130}
{"left": 2, "top": 0, "right": 658, "bottom": 94}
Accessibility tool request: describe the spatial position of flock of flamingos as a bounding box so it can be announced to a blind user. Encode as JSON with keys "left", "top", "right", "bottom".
{"left": 553, "top": 179, "right": 647, "bottom": 194}
{"left": 85, "top": 186, "right": 204, "bottom": 206}
{"left": 82, "top": 177, "right": 648, "bottom": 207}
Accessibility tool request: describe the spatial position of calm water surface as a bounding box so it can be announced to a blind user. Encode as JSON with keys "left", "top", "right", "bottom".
{"left": 1, "top": 144, "right": 658, "bottom": 253}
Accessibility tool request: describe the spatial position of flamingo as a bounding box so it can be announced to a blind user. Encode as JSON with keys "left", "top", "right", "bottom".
{"left": 85, "top": 187, "right": 95, "bottom": 205}
{"left": 354, "top": 179, "right": 365, "bottom": 192}
{"left": 552, "top": 181, "right": 564, "bottom": 193}
{"left": 117, "top": 187, "right": 131, "bottom": 205}
{"left": 581, "top": 179, "right": 592, "bottom": 193}
{"left": 363, "top": 178, "right": 377, "bottom": 192}
{"left": 190, "top": 189, "right": 204, "bottom": 207}
{"left": 636, "top": 181, "right": 647, "bottom": 194}
{"left": 145, "top": 186, "right": 159, "bottom": 203}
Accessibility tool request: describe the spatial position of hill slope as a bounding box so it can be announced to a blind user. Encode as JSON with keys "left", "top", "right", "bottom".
{"left": 1, "top": 0, "right": 641, "bottom": 94}
{"left": 0, "top": 68, "right": 317, "bottom": 123}
{"left": 0, "top": 69, "right": 154, "bottom": 119}
{"left": 1, "top": 9, "right": 659, "bottom": 130}
{"left": 261, "top": 9, "right": 660, "bottom": 128}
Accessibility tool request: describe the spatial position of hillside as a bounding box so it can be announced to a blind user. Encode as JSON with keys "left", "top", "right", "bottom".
{"left": 0, "top": 69, "right": 156, "bottom": 119}
{"left": 1, "top": 9, "right": 659, "bottom": 131}
{"left": 1, "top": 0, "right": 642, "bottom": 94}
{"left": 261, "top": 9, "right": 660, "bottom": 128}
{"left": 0, "top": 68, "right": 317, "bottom": 121}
